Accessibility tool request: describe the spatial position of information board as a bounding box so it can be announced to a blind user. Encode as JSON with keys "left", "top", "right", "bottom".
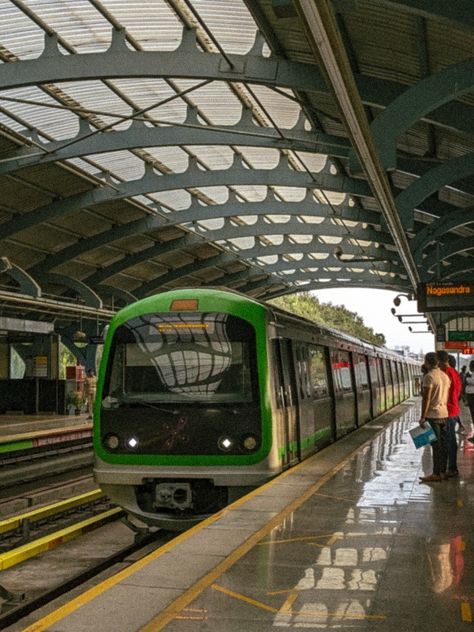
{"left": 417, "top": 281, "right": 474, "bottom": 313}
{"left": 448, "top": 331, "right": 474, "bottom": 341}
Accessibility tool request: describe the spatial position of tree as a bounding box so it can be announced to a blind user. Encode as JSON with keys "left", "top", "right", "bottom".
{"left": 270, "top": 293, "right": 386, "bottom": 346}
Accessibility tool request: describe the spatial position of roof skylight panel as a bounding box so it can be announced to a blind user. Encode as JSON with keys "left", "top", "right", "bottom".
{"left": 0, "top": 87, "right": 79, "bottom": 141}
{"left": 94, "top": 0, "right": 182, "bottom": 51}
{"left": 19, "top": 0, "right": 112, "bottom": 54}
{"left": 271, "top": 187, "right": 307, "bottom": 202}
{"left": 87, "top": 150, "right": 147, "bottom": 181}
{"left": 177, "top": 82, "right": 243, "bottom": 126}
{"left": 245, "top": 86, "right": 303, "bottom": 130}
{"left": 183, "top": 145, "right": 234, "bottom": 170}
{"left": 0, "top": 3, "right": 46, "bottom": 59}
{"left": 54, "top": 81, "right": 132, "bottom": 128}
{"left": 151, "top": 190, "right": 192, "bottom": 210}
{"left": 142, "top": 146, "right": 190, "bottom": 173}
{"left": 238, "top": 146, "right": 280, "bottom": 169}
{"left": 294, "top": 151, "right": 327, "bottom": 173}
{"left": 183, "top": 0, "right": 258, "bottom": 55}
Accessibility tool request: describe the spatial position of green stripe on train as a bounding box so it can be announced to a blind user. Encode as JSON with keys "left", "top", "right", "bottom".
{"left": 0, "top": 439, "right": 34, "bottom": 453}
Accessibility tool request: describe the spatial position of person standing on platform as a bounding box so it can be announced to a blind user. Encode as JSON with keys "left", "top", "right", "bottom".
{"left": 465, "top": 361, "right": 474, "bottom": 444}
{"left": 84, "top": 369, "right": 97, "bottom": 420}
{"left": 436, "top": 351, "right": 462, "bottom": 477}
{"left": 419, "top": 352, "right": 450, "bottom": 483}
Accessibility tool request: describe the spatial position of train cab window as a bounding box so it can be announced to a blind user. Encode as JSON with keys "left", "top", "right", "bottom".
{"left": 331, "top": 350, "right": 353, "bottom": 392}
{"left": 309, "top": 345, "right": 329, "bottom": 398}
{"left": 103, "top": 312, "right": 258, "bottom": 405}
{"left": 354, "top": 353, "right": 369, "bottom": 388}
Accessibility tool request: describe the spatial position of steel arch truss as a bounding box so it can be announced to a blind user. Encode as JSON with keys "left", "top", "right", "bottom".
{"left": 0, "top": 1, "right": 473, "bottom": 312}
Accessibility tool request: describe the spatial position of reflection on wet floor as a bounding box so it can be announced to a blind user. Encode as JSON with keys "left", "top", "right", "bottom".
{"left": 172, "top": 402, "right": 474, "bottom": 631}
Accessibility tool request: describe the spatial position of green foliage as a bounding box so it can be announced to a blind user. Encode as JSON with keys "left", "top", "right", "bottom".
{"left": 269, "top": 293, "right": 386, "bottom": 346}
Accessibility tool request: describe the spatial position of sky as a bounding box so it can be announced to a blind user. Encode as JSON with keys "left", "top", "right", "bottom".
{"left": 311, "top": 288, "right": 434, "bottom": 354}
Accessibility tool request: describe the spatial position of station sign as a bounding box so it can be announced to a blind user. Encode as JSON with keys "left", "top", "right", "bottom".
{"left": 435, "top": 326, "right": 445, "bottom": 343}
{"left": 461, "top": 347, "right": 474, "bottom": 355}
{"left": 448, "top": 331, "right": 474, "bottom": 341}
{"left": 88, "top": 336, "right": 104, "bottom": 345}
{"left": 417, "top": 281, "right": 474, "bottom": 313}
{"left": 418, "top": 281, "right": 474, "bottom": 312}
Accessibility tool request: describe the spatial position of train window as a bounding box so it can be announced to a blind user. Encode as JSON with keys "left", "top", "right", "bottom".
{"left": 354, "top": 353, "right": 369, "bottom": 387}
{"left": 102, "top": 312, "right": 258, "bottom": 405}
{"left": 331, "top": 350, "right": 353, "bottom": 392}
{"left": 309, "top": 345, "right": 329, "bottom": 398}
{"left": 296, "top": 344, "right": 312, "bottom": 399}
{"left": 368, "top": 357, "right": 379, "bottom": 385}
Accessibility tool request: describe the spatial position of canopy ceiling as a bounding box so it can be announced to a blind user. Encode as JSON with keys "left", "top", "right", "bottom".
{"left": 0, "top": 0, "right": 473, "bottom": 323}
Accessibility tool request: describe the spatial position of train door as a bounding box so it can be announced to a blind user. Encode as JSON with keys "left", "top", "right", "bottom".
{"left": 377, "top": 358, "right": 386, "bottom": 412}
{"left": 392, "top": 361, "right": 401, "bottom": 404}
{"left": 294, "top": 343, "right": 315, "bottom": 458}
{"left": 309, "top": 344, "right": 334, "bottom": 446}
{"left": 275, "top": 339, "right": 300, "bottom": 467}
{"left": 330, "top": 349, "right": 357, "bottom": 437}
{"left": 383, "top": 359, "right": 394, "bottom": 408}
{"left": 354, "top": 352, "right": 371, "bottom": 425}
{"left": 367, "top": 356, "right": 380, "bottom": 417}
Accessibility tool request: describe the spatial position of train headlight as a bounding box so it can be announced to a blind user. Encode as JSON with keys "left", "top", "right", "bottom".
{"left": 104, "top": 434, "right": 120, "bottom": 450}
{"left": 126, "top": 437, "right": 139, "bottom": 450}
{"left": 218, "top": 436, "right": 233, "bottom": 451}
{"left": 241, "top": 435, "right": 258, "bottom": 451}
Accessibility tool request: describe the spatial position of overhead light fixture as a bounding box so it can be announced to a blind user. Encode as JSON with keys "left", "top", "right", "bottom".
{"left": 73, "top": 313, "right": 88, "bottom": 348}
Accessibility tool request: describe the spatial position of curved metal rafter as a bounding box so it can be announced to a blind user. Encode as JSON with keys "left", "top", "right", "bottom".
{"left": 2, "top": 159, "right": 372, "bottom": 241}
{"left": 30, "top": 194, "right": 383, "bottom": 276}
{"left": 0, "top": 31, "right": 472, "bottom": 138}
{"left": 0, "top": 118, "right": 350, "bottom": 177}
{"left": 397, "top": 153, "right": 474, "bottom": 230}
{"left": 131, "top": 251, "right": 405, "bottom": 300}
{"left": 421, "top": 236, "right": 474, "bottom": 277}
{"left": 41, "top": 273, "right": 103, "bottom": 309}
{"left": 351, "top": 57, "right": 474, "bottom": 172}
{"left": 85, "top": 237, "right": 400, "bottom": 286}
{"left": 96, "top": 285, "right": 137, "bottom": 306}
{"left": 2, "top": 262, "right": 41, "bottom": 298}
{"left": 412, "top": 207, "right": 474, "bottom": 261}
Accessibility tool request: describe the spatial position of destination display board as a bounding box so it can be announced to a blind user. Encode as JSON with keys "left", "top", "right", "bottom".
{"left": 444, "top": 341, "right": 471, "bottom": 350}
{"left": 417, "top": 281, "right": 474, "bottom": 313}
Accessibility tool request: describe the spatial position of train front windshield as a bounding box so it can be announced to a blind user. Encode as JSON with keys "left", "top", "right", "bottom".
{"left": 103, "top": 312, "right": 258, "bottom": 406}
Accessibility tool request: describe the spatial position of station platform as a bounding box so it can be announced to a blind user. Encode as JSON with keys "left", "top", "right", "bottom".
{"left": 20, "top": 399, "right": 474, "bottom": 632}
{"left": 0, "top": 413, "right": 90, "bottom": 437}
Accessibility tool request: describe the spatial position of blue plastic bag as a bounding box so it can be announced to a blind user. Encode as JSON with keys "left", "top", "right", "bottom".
{"left": 409, "top": 424, "right": 437, "bottom": 449}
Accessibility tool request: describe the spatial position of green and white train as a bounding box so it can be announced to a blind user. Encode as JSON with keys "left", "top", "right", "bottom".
{"left": 94, "top": 288, "right": 418, "bottom": 530}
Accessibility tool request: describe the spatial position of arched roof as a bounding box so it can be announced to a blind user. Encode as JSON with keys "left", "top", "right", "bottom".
{"left": 0, "top": 0, "right": 472, "bottom": 323}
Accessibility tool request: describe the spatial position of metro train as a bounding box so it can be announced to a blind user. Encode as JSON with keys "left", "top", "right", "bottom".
{"left": 93, "top": 288, "right": 419, "bottom": 530}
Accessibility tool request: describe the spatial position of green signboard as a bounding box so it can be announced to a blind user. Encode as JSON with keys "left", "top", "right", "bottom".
{"left": 448, "top": 331, "right": 474, "bottom": 341}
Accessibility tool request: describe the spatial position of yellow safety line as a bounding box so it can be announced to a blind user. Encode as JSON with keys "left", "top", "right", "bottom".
{"left": 25, "top": 415, "right": 399, "bottom": 632}
{"left": 461, "top": 600, "right": 472, "bottom": 622}
{"left": 0, "top": 507, "right": 121, "bottom": 570}
{"left": 279, "top": 591, "right": 298, "bottom": 612}
{"left": 0, "top": 424, "right": 92, "bottom": 445}
{"left": 0, "top": 489, "right": 103, "bottom": 535}
{"left": 211, "top": 584, "right": 278, "bottom": 614}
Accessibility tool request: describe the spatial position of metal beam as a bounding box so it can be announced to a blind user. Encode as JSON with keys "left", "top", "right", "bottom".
{"left": 0, "top": 119, "right": 350, "bottom": 177}
{"left": 353, "top": 57, "right": 474, "bottom": 171}
{"left": 421, "top": 236, "right": 474, "bottom": 275}
{"left": 296, "top": 0, "right": 420, "bottom": 293}
{"left": 30, "top": 194, "right": 383, "bottom": 275}
{"left": 397, "top": 153, "right": 474, "bottom": 230}
{"left": 1, "top": 159, "right": 372, "bottom": 241}
{"left": 41, "top": 273, "right": 103, "bottom": 309}
{"left": 412, "top": 208, "right": 474, "bottom": 260}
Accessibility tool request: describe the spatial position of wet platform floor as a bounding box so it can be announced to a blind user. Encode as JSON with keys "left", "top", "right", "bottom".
{"left": 22, "top": 400, "right": 474, "bottom": 632}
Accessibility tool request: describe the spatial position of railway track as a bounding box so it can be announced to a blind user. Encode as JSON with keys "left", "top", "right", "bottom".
{"left": 0, "top": 527, "right": 171, "bottom": 629}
